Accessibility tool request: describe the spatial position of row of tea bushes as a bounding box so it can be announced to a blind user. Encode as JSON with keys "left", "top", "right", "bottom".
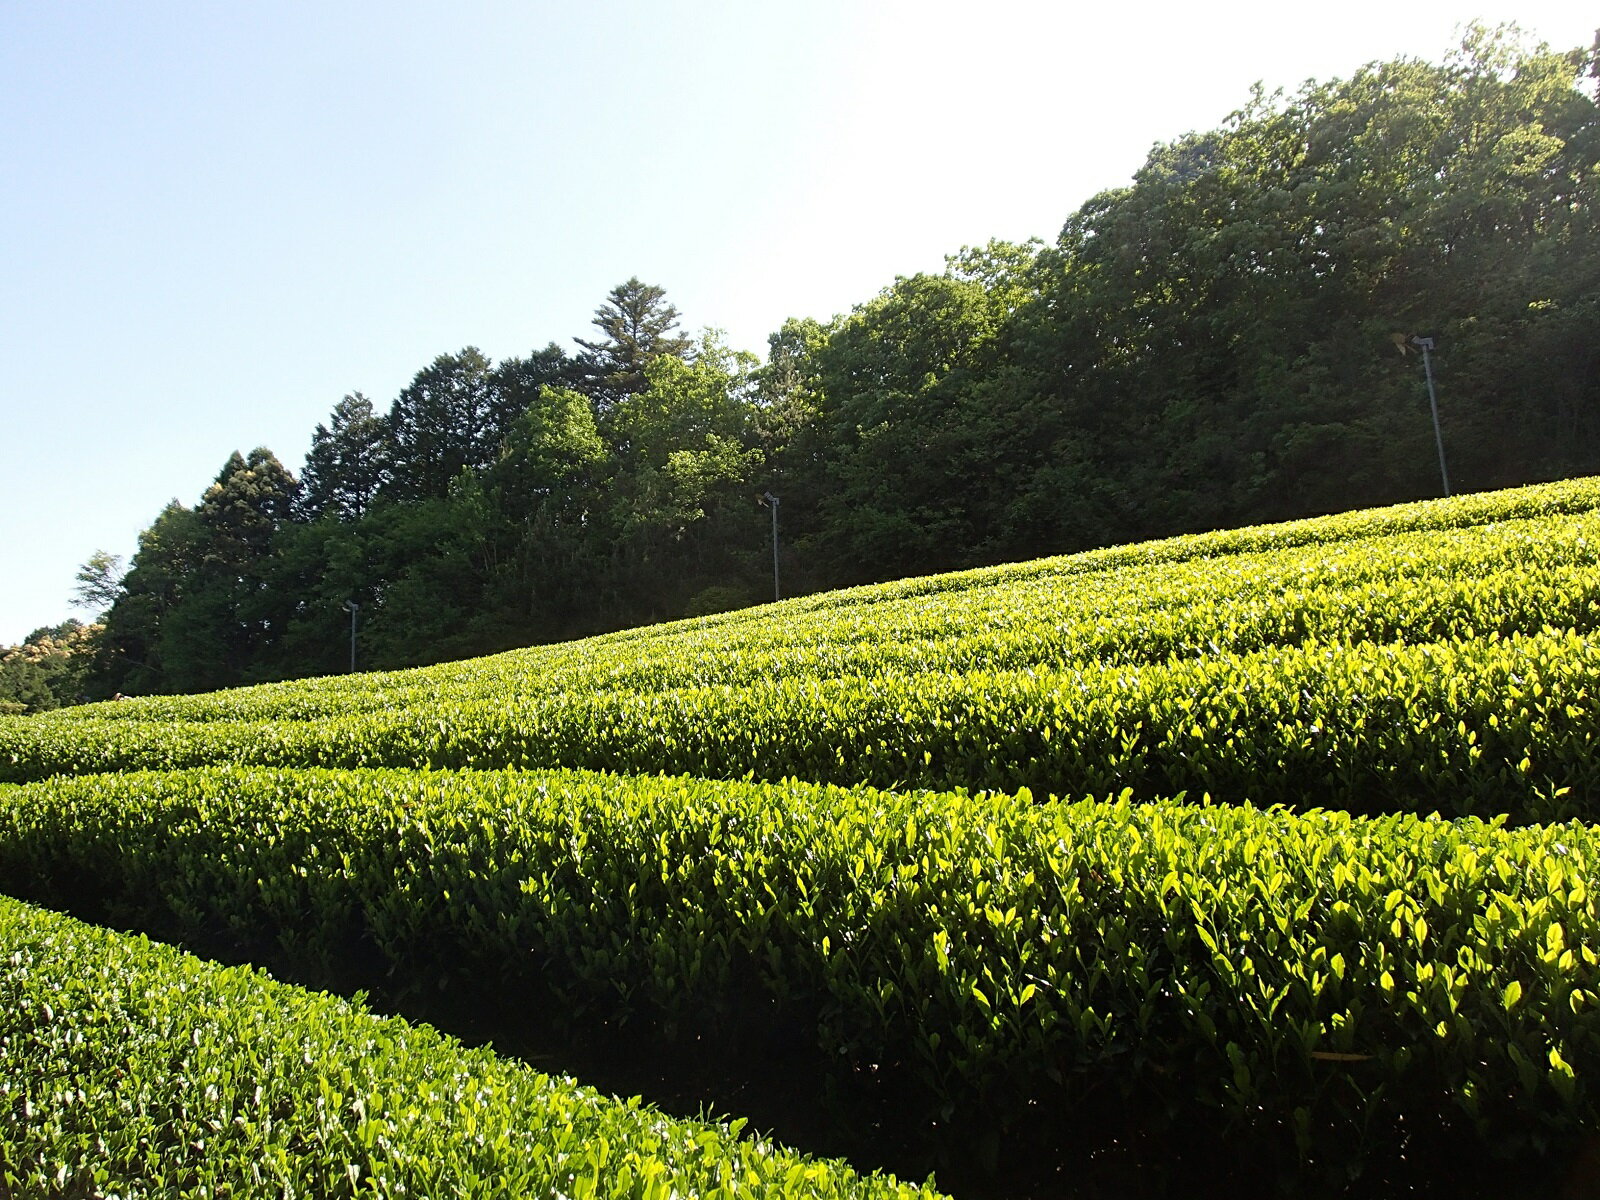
{"left": 0, "top": 893, "right": 940, "bottom": 1200}
{"left": 2, "top": 766, "right": 1594, "bottom": 1182}
{"left": 783, "top": 474, "right": 1600, "bottom": 611}
{"left": 4, "top": 628, "right": 1594, "bottom": 823}
{"left": 33, "top": 488, "right": 1600, "bottom": 729}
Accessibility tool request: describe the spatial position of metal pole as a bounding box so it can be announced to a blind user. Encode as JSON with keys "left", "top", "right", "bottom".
{"left": 344, "top": 600, "right": 359, "bottom": 673}
{"left": 1413, "top": 337, "right": 1450, "bottom": 497}
{"left": 763, "top": 492, "right": 780, "bottom": 602}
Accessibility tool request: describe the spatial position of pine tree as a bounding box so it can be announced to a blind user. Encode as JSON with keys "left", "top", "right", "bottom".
{"left": 574, "top": 278, "right": 693, "bottom": 412}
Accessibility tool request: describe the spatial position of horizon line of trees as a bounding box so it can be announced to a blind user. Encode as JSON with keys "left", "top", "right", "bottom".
{"left": 8, "top": 24, "right": 1598, "bottom": 707}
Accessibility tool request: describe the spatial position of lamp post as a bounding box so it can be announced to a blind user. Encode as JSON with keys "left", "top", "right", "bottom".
{"left": 1411, "top": 335, "right": 1451, "bottom": 497}
{"left": 760, "top": 492, "right": 780, "bottom": 602}
{"left": 343, "top": 600, "right": 359, "bottom": 673}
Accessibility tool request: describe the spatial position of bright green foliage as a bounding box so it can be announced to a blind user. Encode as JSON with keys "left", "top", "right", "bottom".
{"left": 5, "top": 626, "right": 1597, "bottom": 822}
{"left": 6, "top": 475, "right": 1600, "bottom": 1188}
{"left": 0, "top": 894, "right": 939, "bottom": 1200}
{"left": 8, "top": 480, "right": 1600, "bottom": 822}
{"left": 55, "top": 474, "right": 1600, "bottom": 715}
{"left": 1, "top": 767, "right": 1595, "bottom": 1173}
{"left": 0, "top": 656, "right": 53, "bottom": 716}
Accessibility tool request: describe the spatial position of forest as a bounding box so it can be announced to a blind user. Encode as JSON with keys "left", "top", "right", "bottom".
{"left": 4, "top": 25, "right": 1596, "bottom": 706}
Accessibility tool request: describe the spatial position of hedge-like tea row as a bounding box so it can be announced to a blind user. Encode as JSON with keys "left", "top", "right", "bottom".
{"left": 33, "top": 493, "right": 1600, "bottom": 729}
{"left": 4, "top": 628, "right": 1594, "bottom": 823}
{"left": 0, "top": 893, "right": 940, "bottom": 1200}
{"left": 789, "top": 473, "right": 1600, "bottom": 611}
{"left": 2, "top": 766, "right": 1594, "bottom": 1182}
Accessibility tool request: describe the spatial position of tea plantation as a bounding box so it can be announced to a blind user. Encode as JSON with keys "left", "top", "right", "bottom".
{"left": 3, "top": 478, "right": 1598, "bottom": 1197}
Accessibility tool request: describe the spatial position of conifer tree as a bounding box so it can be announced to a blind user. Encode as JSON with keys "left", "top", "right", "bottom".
{"left": 575, "top": 278, "right": 693, "bottom": 411}
{"left": 383, "top": 348, "right": 496, "bottom": 501}
{"left": 297, "top": 393, "right": 388, "bottom": 521}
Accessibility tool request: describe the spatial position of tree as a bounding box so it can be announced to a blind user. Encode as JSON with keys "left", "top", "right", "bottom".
{"left": 297, "top": 393, "right": 389, "bottom": 521}
{"left": 90, "top": 500, "right": 206, "bottom": 696}
{"left": 245, "top": 514, "right": 370, "bottom": 681}
{"left": 72, "top": 551, "right": 124, "bottom": 615}
{"left": 753, "top": 316, "right": 829, "bottom": 451}
{"left": 489, "top": 386, "right": 606, "bottom": 522}
{"left": 0, "top": 655, "right": 52, "bottom": 714}
{"left": 595, "top": 333, "right": 764, "bottom": 619}
{"left": 345, "top": 492, "right": 492, "bottom": 668}
{"left": 197, "top": 447, "right": 297, "bottom": 567}
{"left": 142, "top": 447, "right": 302, "bottom": 691}
{"left": 487, "top": 343, "right": 578, "bottom": 446}
{"left": 1024, "top": 24, "right": 1600, "bottom": 534}
{"left": 383, "top": 347, "right": 498, "bottom": 501}
{"left": 90, "top": 449, "right": 298, "bottom": 695}
{"left": 575, "top": 278, "right": 694, "bottom": 411}
{"left": 4, "top": 620, "right": 102, "bottom": 709}
{"left": 65, "top": 28, "right": 1600, "bottom": 691}
{"left": 803, "top": 251, "right": 1043, "bottom": 582}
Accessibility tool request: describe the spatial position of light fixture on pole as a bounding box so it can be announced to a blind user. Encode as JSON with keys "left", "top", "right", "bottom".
{"left": 343, "top": 600, "right": 360, "bottom": 673}
{"left": 759, "top": 492, "right": 780, "bottom": 602}
{"left": 1411, "top": 335, "right": 1450, "bottom": 497}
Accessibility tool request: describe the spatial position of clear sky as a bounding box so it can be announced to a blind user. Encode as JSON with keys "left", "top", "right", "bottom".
{"left": 1, "top": 1, "right": 1593, "bottom": 645}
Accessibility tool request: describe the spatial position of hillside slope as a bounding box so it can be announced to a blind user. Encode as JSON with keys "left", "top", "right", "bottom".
{"left": 4, "top": 477, "right": 1599, "bottom": 1198}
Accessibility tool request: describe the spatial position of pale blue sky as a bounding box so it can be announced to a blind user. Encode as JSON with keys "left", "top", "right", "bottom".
{"left": 2, "top": 1, "right": 1592, "bottom": 644}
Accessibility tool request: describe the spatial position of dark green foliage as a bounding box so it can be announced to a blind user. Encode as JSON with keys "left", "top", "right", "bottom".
{"left": 595, "top": 335, "right": 767, "bottom": 623}
{"left": 91, "top": 500, "right": 207, "bottom": 696}
{"left": 0, "top": 657, "right": 52, "bottom": 715}
{"left": 755, "top": 27, "right": 1600, "bottom": 579}
{"left": 196, "top": 447, "right": 297, "bottom": 567}
{"left": 89, "top": 452, "right": 299, "bottom": 695}
{"left": 801, "top": 255, "right": 1035, "bottom": 582}
{"left": 576, "top": 276, "right": 695, "bottom": 411}
{"left": 1020, "top": 27, "right": 1600, "bottom": 531}
{"left": 480, "top": 385, "right": 608, "bottom": 634}
{"left": 296, "top": 392, "right": 389, "bottom": 522}
{"left": 381, "top": 347, "right": 499, "bottom": 502}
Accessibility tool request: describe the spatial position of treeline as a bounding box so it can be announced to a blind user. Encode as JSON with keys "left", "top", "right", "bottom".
{"left": 0, "top": 622, "right": 98, "bottom": 714}
{"left": 22, "top": 26, "right": 1597, "bottom": 702}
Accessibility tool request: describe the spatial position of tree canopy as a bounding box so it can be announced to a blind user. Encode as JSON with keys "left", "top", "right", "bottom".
{"left": 575, "top": 277, "right": 695, "bottom": 411}
{"left": 64, "top": 28, "right": 1600, "bottom": 699}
